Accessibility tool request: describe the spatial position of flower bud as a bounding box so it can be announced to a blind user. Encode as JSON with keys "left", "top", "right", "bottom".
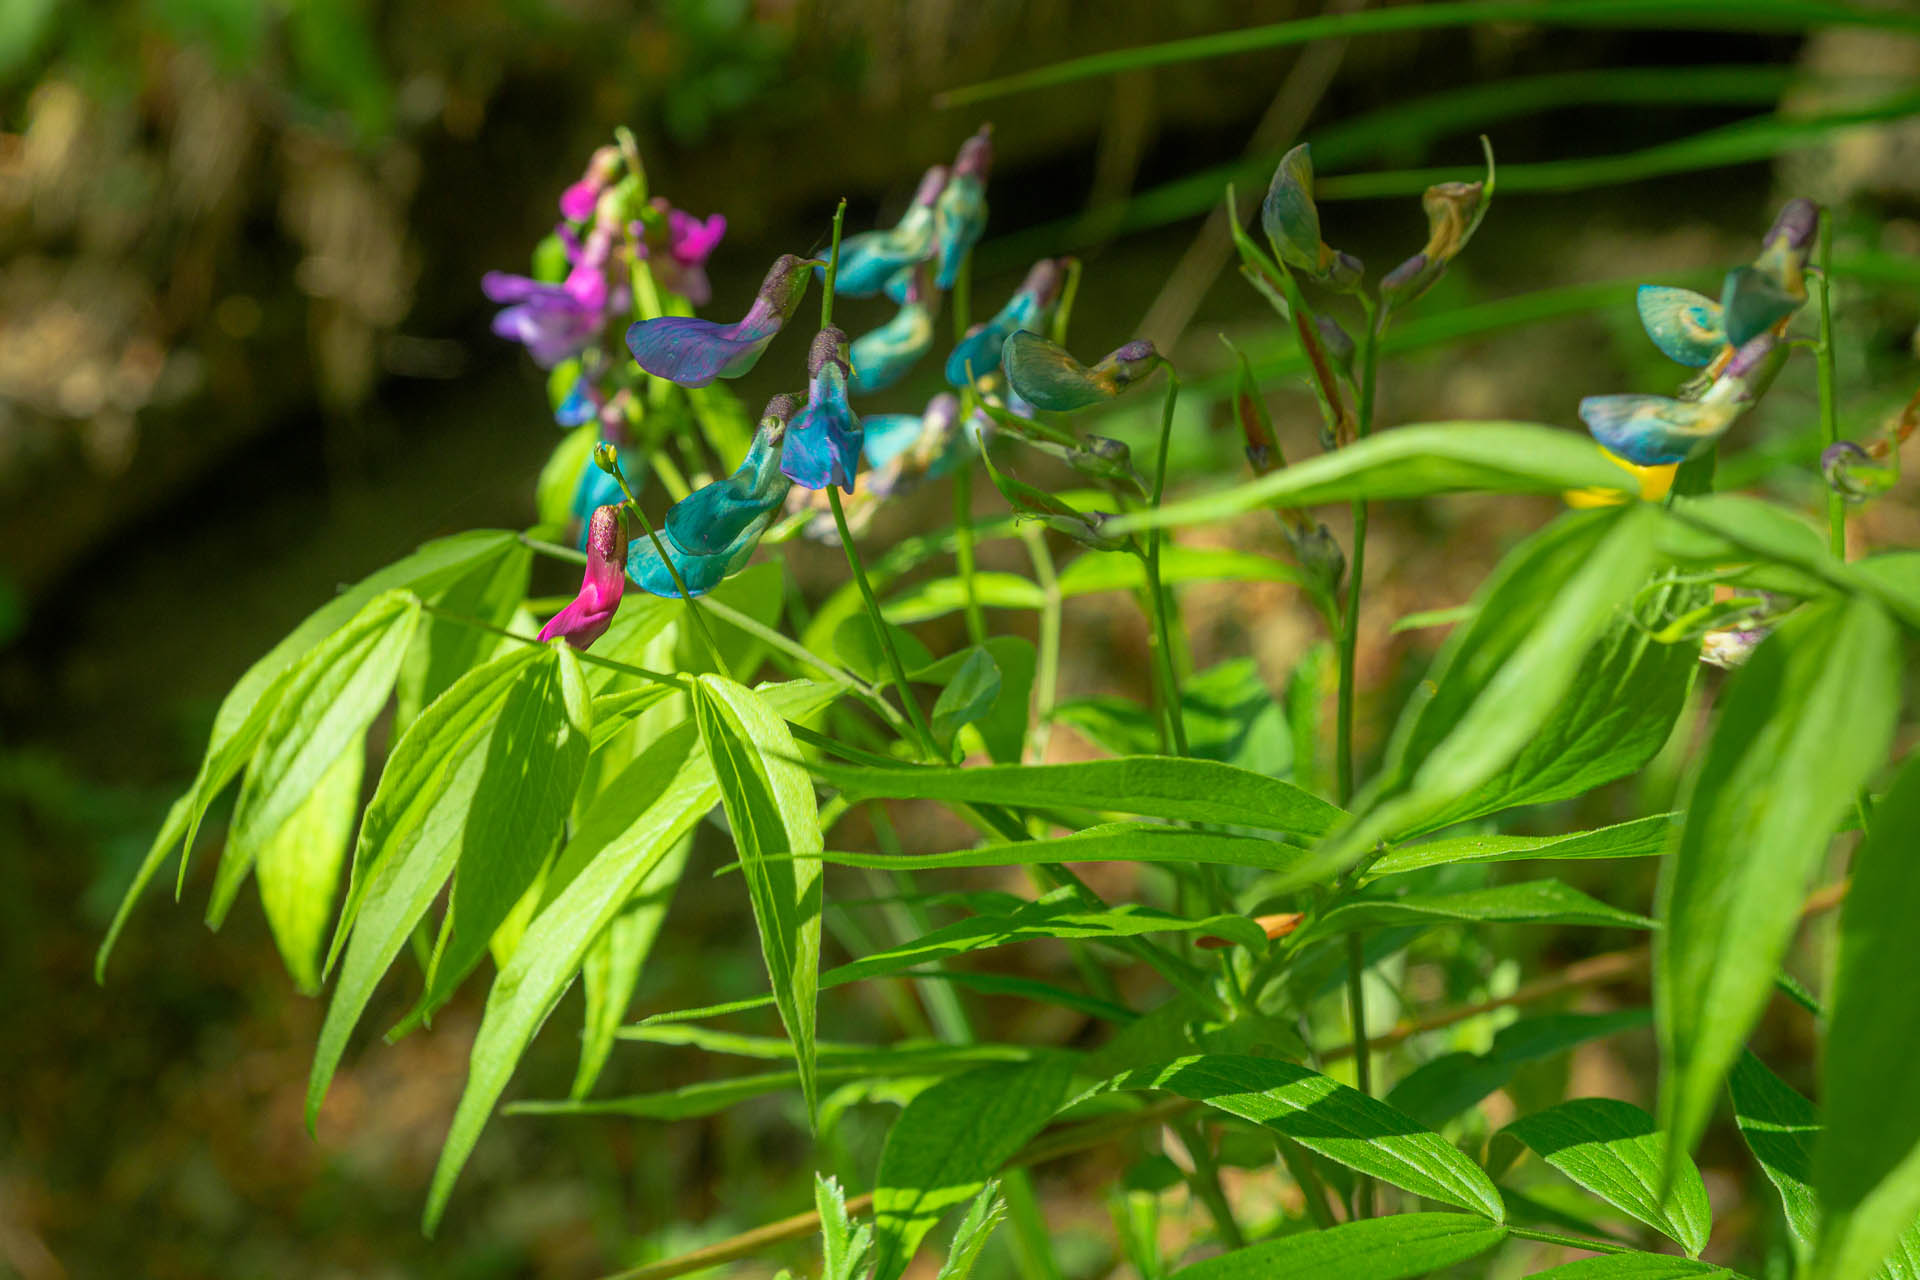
{"left": 537, "top": 504, "right": 629, "bottom": 650}
{"left": 1260, "top": 144, "right": 1324, "bottom": 275}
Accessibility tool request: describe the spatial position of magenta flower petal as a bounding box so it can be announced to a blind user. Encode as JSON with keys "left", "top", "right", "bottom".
{"left": 538, "top": 505, "right": 629, "bottom": 649}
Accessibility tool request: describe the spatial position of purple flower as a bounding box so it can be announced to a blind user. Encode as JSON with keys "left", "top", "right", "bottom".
{"left": 484, "top": 225, "right": 624, "bottom": 368}
{"left": 538, "top": 504, "right": 629, "bottom": 650}
{"left": 559, "top": 145, "right": 622, "bottom": 223}
{"left": 641, "top": 203, "right": 728, "bottom": 306}
{"left": 626, "top": 253, "right": 814, "bottom": 388}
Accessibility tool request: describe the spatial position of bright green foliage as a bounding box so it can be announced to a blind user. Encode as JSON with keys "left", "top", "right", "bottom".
{"left": 1167, "top": 1213, "right": 1507, "bottom": 1280}
{"left": 1503, "top": 1098, "right": 1713, "bottom": 1255}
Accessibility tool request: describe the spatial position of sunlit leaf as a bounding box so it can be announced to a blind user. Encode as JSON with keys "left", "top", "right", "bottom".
{"left": 1504, "top": 1098, "right": 1711, "bottom": 1255}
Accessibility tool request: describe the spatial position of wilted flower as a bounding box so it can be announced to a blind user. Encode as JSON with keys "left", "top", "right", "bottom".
{"left": 850, "top": 261, "right": 942, "bottom": 395}
{"left": 629, "top": 396, "right": 796, "bottom": 597}
{"left": 638, "top": 202, "right": 727, "bottom": 307}
{"left": 538, "top": 504, "right": 629, "bottom": 649}
{"left": 829, "top": 165, "right": 948, "bottom": 297}
{"left": 626, "top": 254, "right": 815, "bottom": 388}
{"left": 945, "top": 258, "right": 1065, "bottom": 388}
{"left": 1002, "top": 332, "right": 1161, "bottom": 413}
{"left": 783, "top": 329, "right": 864, "bottom": 492}
{"left": 933, "top": 125, "right": 993, "bottom": 289}
{"left": 1259, "top": 144, "right": 1366, "bottom": 290}
{"left": 1722, "top": 198, "right": 1816, "bottom": 347}
{"left": 1821, "top": 440, "right": 1896, "bottom": 504}
{"left": 1379, "top": 140, "right": 1494, "bottom": 311}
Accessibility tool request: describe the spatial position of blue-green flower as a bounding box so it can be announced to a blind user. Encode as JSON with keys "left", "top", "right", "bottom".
{"left": 629, "top": 396, "right": 795, "bottom": 596}
{"left": 1635, "top": 285, "right": 1726, "bottom": 368}
{"left": 782, "top": 329, "right": 864, "bottom": 492}
{"left": 945, "top": 258, "right": 1064, "bottom": 388}
{"left": 850, "top": 263, "right": 941, "bottom": 395}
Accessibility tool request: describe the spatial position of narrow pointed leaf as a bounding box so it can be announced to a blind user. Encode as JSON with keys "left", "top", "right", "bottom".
{"left": 1167, "top": 1212, "right": 1507, "bottom": 1280}
{"left": 254, "top": 739, "right": 364, "bottom": 994}
{"left": 1729, "top": 1052, "right": 1821, "bottom": 1263}
{"left": 804, "top": 824, "right": 1315, "bottom": 880}
{"left": 1656, "top": 597, "right": 1899, "bottom": 1176}
{"left": 1301, "top": 880, "right": 1651, "bottom": 943}
{"left": 1387, "top": 1010, "right": 1650, "bottom": 1130}
{"left": 1372, "top": 814, "right": 1677, "bottom": 876}
{"left": 1503, "top": 1098, "right": 1711, "bottom": 1255}
{"left": 692, "top": 675, "right": 825, "bottom": 1126}
{"left": 1528, "top": 1256, "right": 1729, "bottom": 1280}
{"left": 572, "top": 833, "right": 691, "bottom": 1098}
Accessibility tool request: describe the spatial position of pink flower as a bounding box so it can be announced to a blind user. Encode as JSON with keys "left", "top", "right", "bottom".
{"left": 559, "top": 145, "right": 622, "bottom": 223}
{"left": 538, "top": 505, "right": 629, "bottom": 649}
{"left": 638, "top": 203, "right": 726, "bottom": 306}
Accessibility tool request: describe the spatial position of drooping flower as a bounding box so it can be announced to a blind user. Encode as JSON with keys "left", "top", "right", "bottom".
{"left": 850, "top": 261, "right": 942, "bottom": 395}
{"left": 625, "top": 254, "right": 815, "bottom": 387}
{"left": 1635, "top": 285, "right": 1726, "bottom": 368}
{"left": 629, "top": 396, "right": 796, "bottom": 597}
{"left": 1579, "top": 333, "right": 1784, "bottom": 465}
{"left": 559, "top": 145, "right": 622, "bottom": 223}
{"left": 1721, "top": 198, "right": 1817, "bottom": 347}
{"left": 1002, "top": 332, "right": 1162, "bottom": 413}
{"left": 538, "top": 504, "right": 629, "bottom": 649}
{"left": 933, "top": 125, "right": 993, "bottom": 289}
{"left": 829, "top": 165, "right": 949, "bottom": 297}
{"left": 782, "top": 328, "right": 864, "bottom": 492}
{"left": 868, "top": 392, "right": 966, "bottom": 495}
{"left": 1379, "top": 140, "right": 1495, "bottom": 311}
{"left": 1259, "top": 144, "right": 1366, "bottom": 289}
{"left": 638, "top": 201, "right": 727, "bottom": 307}
{"left": 945, "top": 258, "right": 1065, "bottom": 388}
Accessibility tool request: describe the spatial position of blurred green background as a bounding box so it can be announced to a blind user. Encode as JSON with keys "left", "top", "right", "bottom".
{"left": 3, "top": 2, "right": 1918, "bottom": 1277}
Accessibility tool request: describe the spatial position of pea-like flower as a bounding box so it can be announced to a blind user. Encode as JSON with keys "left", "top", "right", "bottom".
{"left": 945, "top": 258, "right": 1065, "bottom": 388}
{"left": 1635, "top": 285, "right": 1726, "bottom": 368}
{"left": 933, "top": 125, "right": 993, "bottom": 289}
{"left": 559, "top": 145, "right": 621, "bottom": 223}
{"left": 828, "top": 165, "right": 949, "bottom": 297}
{"left": 1260, "top": 144, "right": 1364, "bottom": 288}
{"left": 1378, "top": 141, "right": 1494, "bottom": 311}
{"left": 1721, "top": 198, "right": 1817, "bottom": 346}
{"left": 850, "top": 262, "right": 942, "bottom": 395}
{"left": 1579, "top": 333, "right": 1783, "bottom": 465}
{"left": 629, "top": 396, "right": 796, "bottom": 597}
{"left": 625, "top": 253, "right": 815, "bottom": 388}
{"left": 1002, "top": 332, "right": 1162, "bottom": 413}
{"left": 483, "top": 223, "right": 624, "bottom": 368}
{"left": 782, "top": 329, "right": 864, "bottom": 492}
{"left": 639, "top": 201, "right": 728, "bottom": 308}
{"left": 537, "top": 504, "right": 629, "bottom": 650}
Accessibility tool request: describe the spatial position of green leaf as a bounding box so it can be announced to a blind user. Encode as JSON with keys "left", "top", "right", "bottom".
{"left": 1503, "top": 1098, "right": 1712, "bottom": 1255}
{"left": 643, "top": 893, "right": 1268, "bottom": 1026}
{"left": 422, "top": 722, "right": 719, "bottom": 1234}
{"left": 1104, "top": 1055, "right": 1505, "bottom": 1219}
{"left": 1317, "top": 506, "right": 1660, "bottom": 875}
{"left": 886, "top": 573, "right": 1048, "bottom": 622}
{"left": 1387, "top": 1010, "right": 1651, "bottom": 1130}
{"left": 254, "top": 737, "right": 365, "bottom": 994}
{"left": 96, "top": 529, "right": 519, "bottom": 978}
{"left": 1102, "top": 425, "right": 1633, "bottom": 536}
{"left": 306, "top": 644, "right": 548, "bottom": 1127}
{"left": 833, "top": 612, "right": 936, "bottom": 685}
{"left": 1656, "top": 596, "right": 1899, "bottom": 1175}
{"left": 212, "top": 590, "right": 423, "bottom": 927}
{"left": 819, "top": 1173, "right": 876, "bottom": 1280}
{"left": 1166, "top": 1212, "right": 1508, "bottom": 1280}
{"left": 1055, "top": 657, "right": 1293, "bottom": 777}
{"left": 1300, "top": 880, "right": 1652, "bottom": 943}
{"left": 692, "top": 675, "right": 826, "bottom": 1126}
{"left": 803, "top": 823, "right": 1315, "bottom": 880}
{"left": 935, "top": 1182, "right": 1006, "bottom": 1280}
{"left": 1814, "top": 750, "right": 1920, "bottom": 1280}
{"left": 1371, "top": 814, "right": 1677, "bottom": 876}
{"left": 871, "top": 1057, "right": 1077, "bottom": 1280}
{"left": 1406, "top": 568, "right": 1706, "bottom": 834}
{"left": 914, "top": 637, "right": 1035, "bottom": 765}
{"left": 571, "top": 833, "right": 691, "bottom": 1099}
{"left": 588, "top": 685, "right": 677, "bottom": 750}
{"left": 396, "top": 540, "right": 531, "bottom": 733}
{"left": 408, "top": 647, "right": 593, "bottom": 1024}
{"left": 810, "top": 756, "right": 1344, "bottom": 837}
{"left": 1527, "top": 1255, "right": 1728, "bottom": 1280}
{"left": 1729, "top": 1052, "right": 1821, "bottom": 1264}
{"left": 928, "top": 647, "right": 1003, "bottom": 753}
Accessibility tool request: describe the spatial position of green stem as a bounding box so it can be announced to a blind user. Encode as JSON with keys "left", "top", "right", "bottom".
{"left": 626, "top": 503, "right": 732, "bottom": 681}
{"left": 1144, "top": 370, "right": 1190, "bottom": 757}
{"left": 1174, "top": 1116, "right": 1247, "bottom": 1250}
{"left": 955, "top": 463, "right": 987, "bottom": 645}
{"left": 1273, "top": 1136, "right": 1338, "bottom": 1230}
{"left": 1343, "top": 931, "right": 1375, "bottom": 1217}
{"left": 828, "top": 487, "right": 940, "bottom": 758}
{"left": 1507, "top": 1226, "right": 1632, "bottom": 1256}
{"left": 821, "top": 198, "right": 847, "bottom": 328}
{"left": 1815, "top": 209, "right": 1846, "bottom": 560}
{"left": 1023, "top": 525, "right": 1063, "bottom": 764}
{"left": 420, "top": 603, "right": 686, "bottom": 691}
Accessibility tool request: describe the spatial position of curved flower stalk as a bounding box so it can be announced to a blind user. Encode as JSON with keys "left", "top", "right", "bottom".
{"left": 628, "top": 396, "right": 796, "bottom": 597}
{"left": 1002, "top": 331, "right": 1162, "bottom": 413}
{"left": 568, "top": 389, "right": 638, "bottom": 536}
{"left": 850, "top": 262, "right": 942, "bottom": 395}
{"left": 933, "top": 125, "right": 993, "bottom": 289}
{"left": 783, "top": 328, "right": 864, "bottom": 492}
{"left": 625, "top": 253, "right": 815, "bottom": 388}
{"left": 537, "top": 503, "right": 629, "bottom": 650}
{"left": 1377, "top": 137, "right": 1495, "bottom": 313}
{"left": 1580, "top": 333, "right": 1785, "bottom": 465}
{"left": 1260, "top": 144, "right": 1364, "bottom": 290}
{"left": 944, "top": 258, "right": 1067, "bottom": 388}
{"left": 827, "top": 165, "right": 948, "bottom": 297}
{"left": 637, "top": 200, "right": 727, "bottom": 308}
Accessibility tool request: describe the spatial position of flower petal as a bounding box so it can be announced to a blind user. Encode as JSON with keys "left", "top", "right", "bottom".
{"left": 1578, "top": 393, "right": 1740, "bottom": 466}
{"left": 1003, "top": 332, "right": 1161, "bottom": 413}
{"left": 1636, "top": 285, "right": 1726, "bottom": 367}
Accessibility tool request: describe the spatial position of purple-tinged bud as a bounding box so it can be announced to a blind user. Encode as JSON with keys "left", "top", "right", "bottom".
{"left": 1821, "top": 439, "right": 1894, "bottom": 504}
{"left": 1702, "top": 625, "right": 1771, "bottom": 669}
{"left": 1380, "top": 253, "right": 1428, "bottom": 297}
{"left": 1315, "top": 314, "right": 1356, "bottom": 376}
{"left": 538, "top": 504, "right": 629, "bottom": 650}
{"left": 761, "top": 393, "right": 801, "bottom": 440}
{"left": 1020, "top": 257, "right": 1067, "bottom": 310}
{"left": 911, "top": 164, "right": 950, "bottom": 208}
{"left": 1325, "top": 250, "right": 1364, "bottom": 291}
{"left": 952, "top": 124, "right": 993, "bottom": 180}
{"left": 1767, "top": 198, "right": 1819, "bottom": 255}
{"left": 560, "top": 145, "right": 622, "bottom": 223}
{"left": 808, "top": 327, "right": 850, "bottom": 376}
{"left": 1722, "top": 332, "right": 1779, "bottom": 383}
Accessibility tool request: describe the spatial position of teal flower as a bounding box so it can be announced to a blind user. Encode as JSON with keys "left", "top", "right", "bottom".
{"left": 1579, "top": 333, "right": 1783, "bottom": 465}
{"left": 827, "top": 165, "right": 947, "bottom": 297}
{"left": 1635, "top": 285, "right": 1726, "bottom": 368}
{"left": 1002, "top": 332, "right": 1162, "bottom": 412}
{"left": 850, "top": 262, "right": 942, "bottom": 395}
{"left": 782, "top": 329, "right": 864, "bottom": 492}
{"left": 1721, "top": 199, "right": 1816, "bottom": 346}
{"left": 629, "top": 396, "right": 795, "bottom": 597}
{"left": 933, "top": 125, "right": 993, "bottom": 289}
{"left": 944, "top": 258, "right": 1064, "bottom": 388}
{"left": 625, "top": 254, "right": 814, "bottom": 388}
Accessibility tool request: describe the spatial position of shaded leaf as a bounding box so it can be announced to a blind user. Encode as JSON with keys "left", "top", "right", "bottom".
{"left": 1388, "top": 1010, "right": 1651, "bottom": 1130}
{"left": 1166, "top": 1212, "right": 1507, "bottom": 1280}
{"left": 935, "top": 1182, "right": 1007, "bottom": 1280}
{"left": 1528, "top": 1256, "right": 1728, "bottom": 1280}
{"left": 1729, "top": 1051, "right": 1821, "bottom": 1263}
{"left": 571, "top": 833, "right": 692, "bottom": 1099}
{"left": 804, "top": 823, "right": 1315, "bottom": 880}
{"left": 928, "top": 647, "right": 1003, "bottom": 753}
{"left": 1301, "top": 880, "right": 1652, "bottom": 943}
{"left": 254, "top": 737, "right": 365, "bottom": 994}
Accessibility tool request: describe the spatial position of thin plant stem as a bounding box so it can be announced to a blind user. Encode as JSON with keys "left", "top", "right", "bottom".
{"left": 1815, "top": 209, "right": 1846, "bottom": 560}
{"left": 1022, "top": 525, "right": 1063, "bottom": 764}
{"left": 1343, "top": 931, "right": 1375, "bottom": 1217}
{"left": 621, "top": 495, "right": 731, "bottom": 682}
{"left": 955, "top": 464, "right": 988, "bottom": 645}
{"left": 1143, "top": 369, "right": 1190, "bottom": 757}
{"left": 420, "top": 603, "right": 686, "bottom": 691}
{"left": 828, "top": 487, "right": 940, "bottom": 758}
{"left": 821, "top": 198, "right": 847, "bottom": 327}
{"left": 1508, "top": 1226, "right": 1632, "bottom": 1256}
{"left": 1173, "top": 1115, "right": 1248, "bottom": 1250}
